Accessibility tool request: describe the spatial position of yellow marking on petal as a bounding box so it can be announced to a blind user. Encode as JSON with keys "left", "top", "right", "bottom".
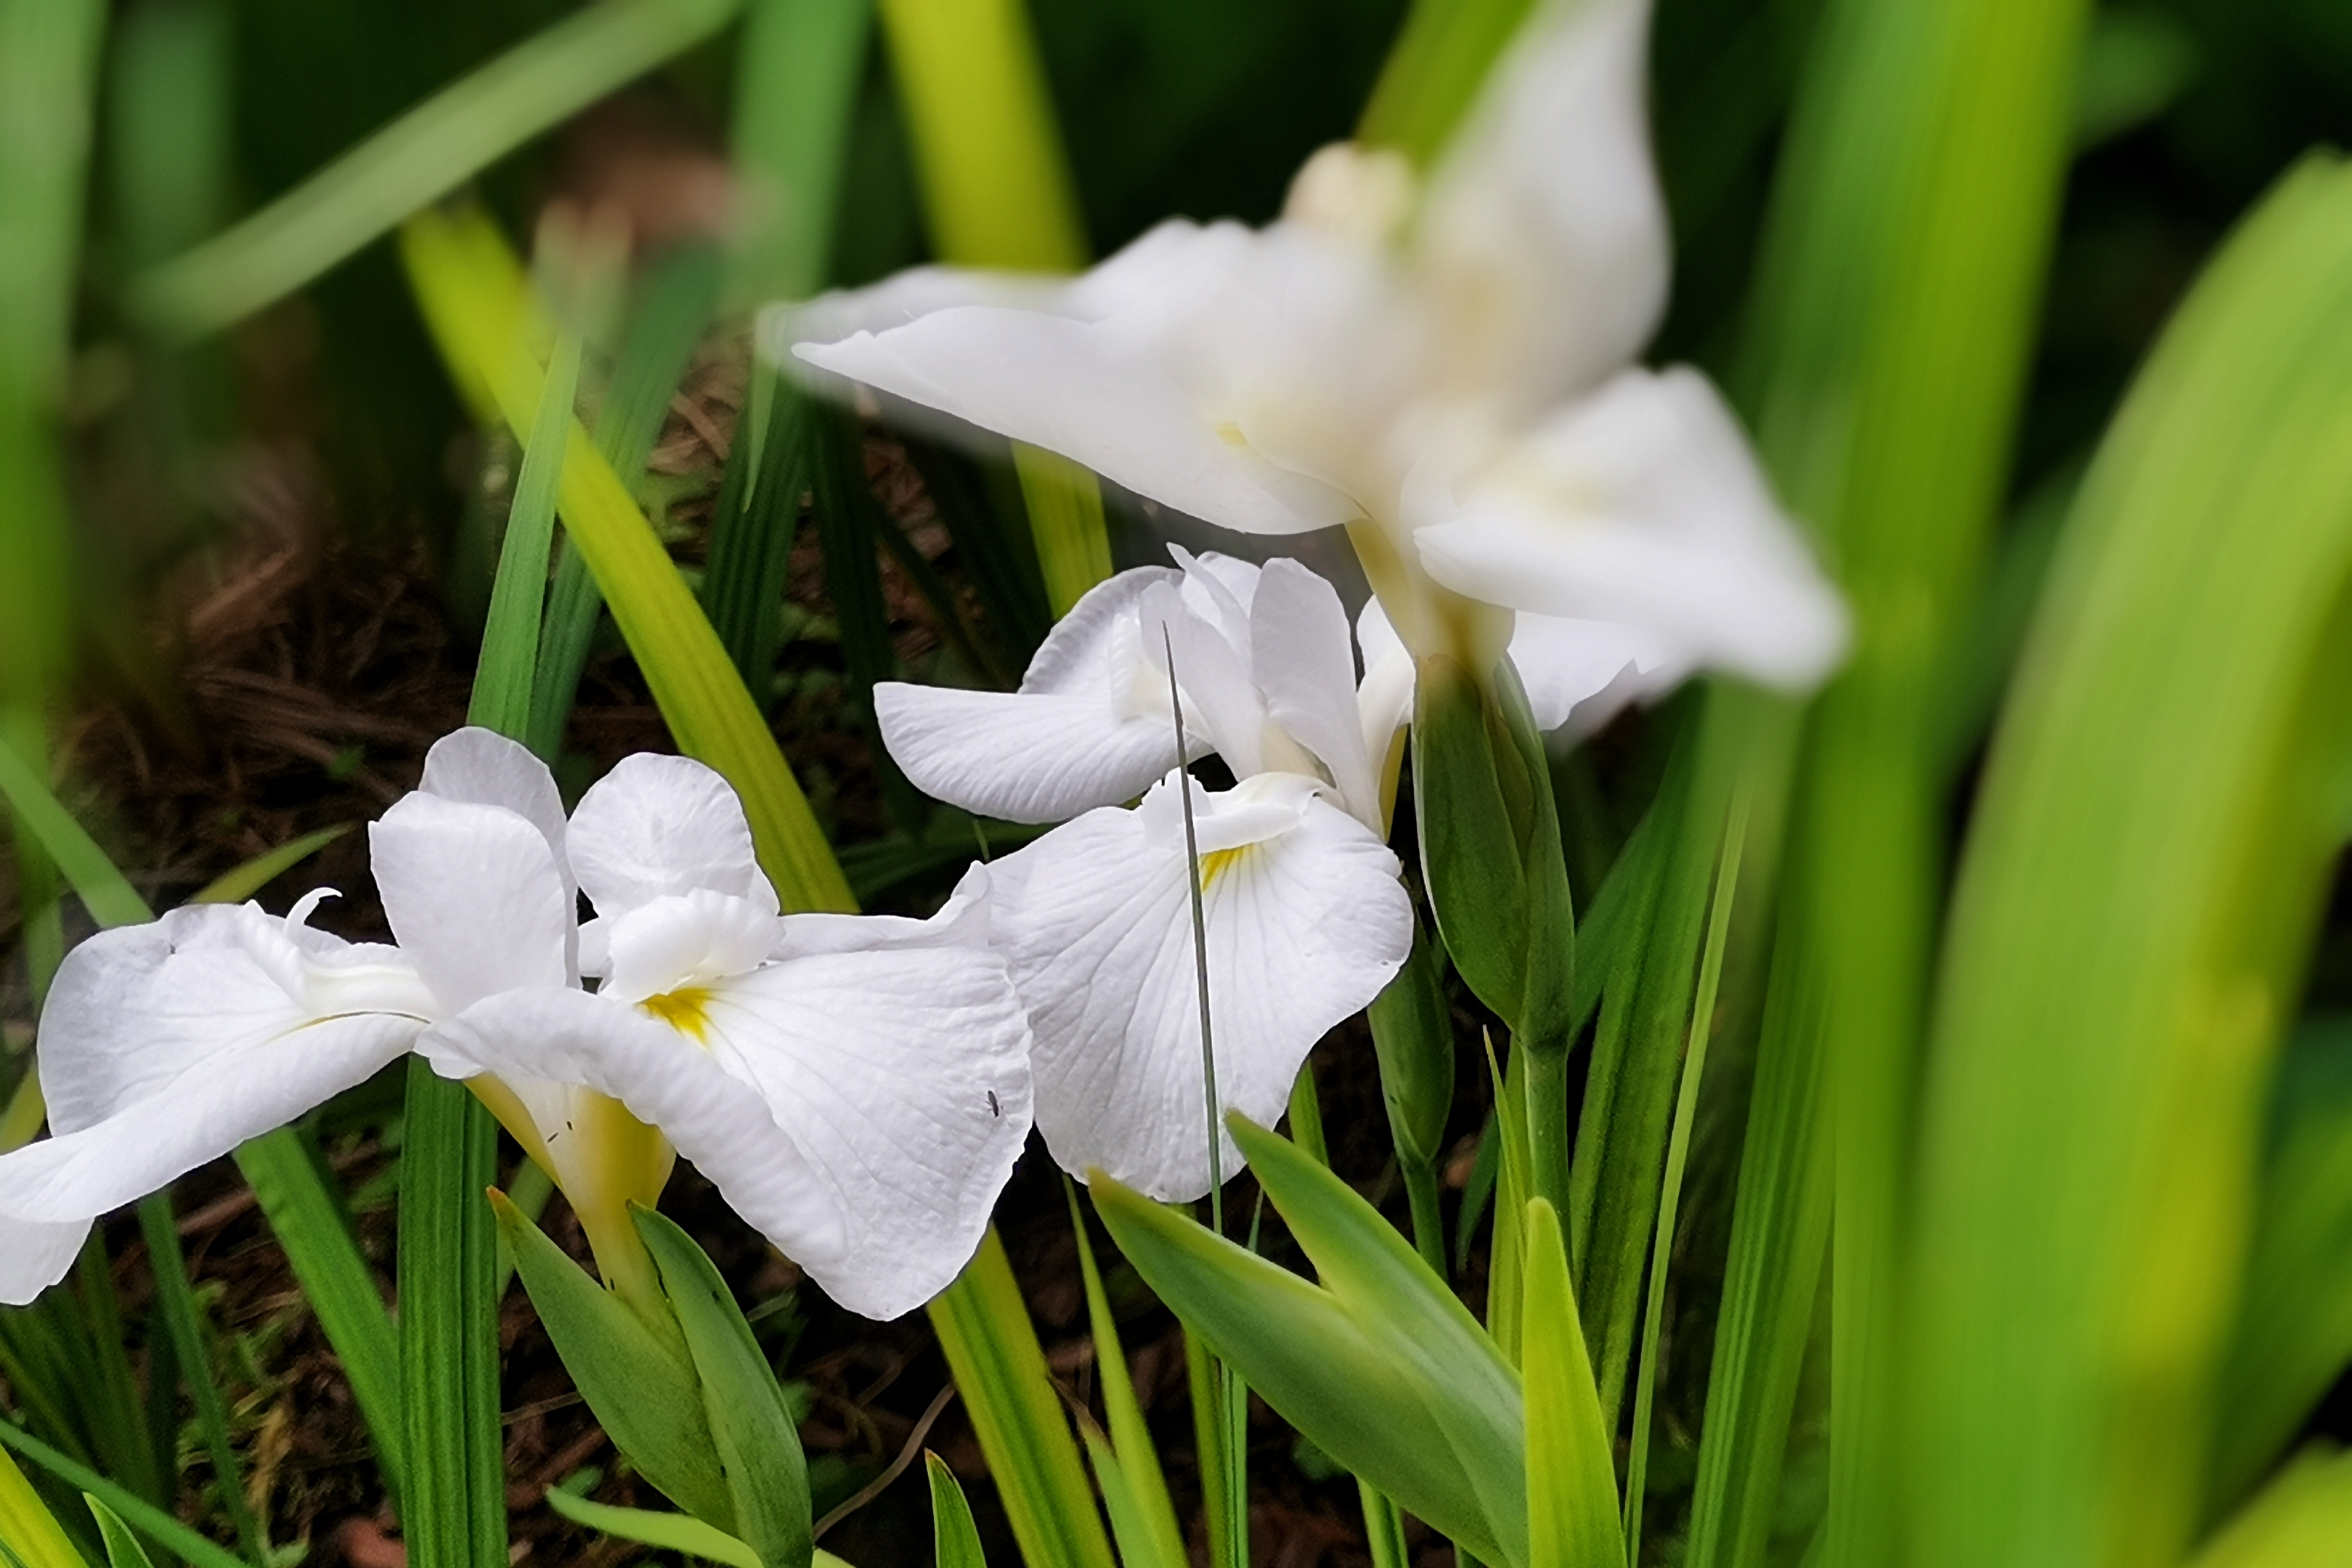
{"left": 641, "top": 987, "right": 715, "bottom": 1042}
{"left": 1198, "top": 846, "right": 1253, "bottom": 889}
{"left": 1212, "top": 420, "right": 1251, "bottom": 448}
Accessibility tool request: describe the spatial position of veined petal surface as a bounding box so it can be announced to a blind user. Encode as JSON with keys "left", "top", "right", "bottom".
{"left": 993, "top": 772, "right": 1411, "bottom": 1200}
{"left": 0, "top": 904, "right": 432, "bottom": 1303}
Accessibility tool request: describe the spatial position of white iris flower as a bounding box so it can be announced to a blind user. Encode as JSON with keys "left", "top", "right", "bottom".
{"left": 776, "top": 0, "right": 1845, "bottom": 729}
{"left": 877, "top": 550, "right": 1413, "bottom": 1200}
{"left": 0, "top": 729, "right": 1035, "bottom": 1320}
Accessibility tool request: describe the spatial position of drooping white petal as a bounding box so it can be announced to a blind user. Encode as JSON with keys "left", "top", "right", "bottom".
{"left": 875, "top": 565, "right": 1189, "bottom": 822}
{"left": 0, "top": 1215, "right": 92, "bottom": 1306}
{"left": 992, "top": 771, "right": 1411, "bottom": 1201}
{"left": 1250, "top": 559, "right": 1381, "bottom": 827}
{"left": 1507, "top": 612, "right": 1690, "bottom": 734}
{"left": 370, "top": 793, "right": 572, "bottom": 1010}
{"left": 1147, "top": 579, "right": 1271, "bottom": 779}
{"left": 567, "top": 753, "right": 778, "bottom": 919}
{"left": 796, "top": 307, "right": 1353, "bottom": 536}
{"left": 1414, "top": 367, "right": 1849, "bottom": 690}
{"left": 1415, "top": 0, "right": 1669, "bottom": 415}
{"left": 0, "top": 905, "right": 431, "bottom": 1304}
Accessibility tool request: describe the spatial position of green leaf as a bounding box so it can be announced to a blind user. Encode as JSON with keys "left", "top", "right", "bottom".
{"left": 1367, "top": 912, "right": 1455, "bottom": 1172}
{"left": 1412, "top": 656, "right": 1534, "bottom": 1024}
{"left": 1067, "top": 1187, "right": 1184, "bottom": 1568}
{"left": 79, "top": 1498, "right": 150, "bottom": 1568}
{"left": 925, "top": 1232, "right": 1115, "bottom": 1568}
{"left": 727, "top": 0, "right": 869, "bottom": 306}
{"left": 2190, "top": 1447, "right": 2352, "bottom": 1568}
{"left": 135, "top": 1201, "right": 268, "bottom": 1565}
{"left": 542, "top": 1487, "right": 761, "bottom": 1568}
{"left": 927, "top": 1454, "right": 986, "bottom": 1568}
{"left": 469, "top": 322, "right": 579, "bottom": 738}
{"left": 1011, "top": 445, "right": 1112, "bottom": 621}
{"left": 1094, "top": 1122, "right": 1527, "bottom": 1568}
{"left": 703, "top": 367, "right": 813, "bottom": 697}
{"left": 872, "top": 0, "right": 1086, "bottom": 270}
{"left": 490, "top": 1191, "right": 731, "bottom": 1529}
{"left": 0, "top": 1445, "right": 83, "bottom": 1568}
{"left": 0, "top": 1424, "right": 248, "bottom": 1568}
{"left": 1355, "top": 0, "right": 1537, "bottom": 167}
{"left": 399, "top": 206, "right": 856, "bottom": 914}
{"left": 1910, "top": 155, "right": 2352, "bottom": 1568}
{"left": 190, "top": 825, "right": 351, "bottom": 905}
{"left": 809, "top": 399, "right": 923, "bottom": 828}
{"left": 1519, "top": 1201, "right": 1623, "bottom": 1568}
{"left": 0, "top": 733, "right": 150, "bottom": 928}
{"left": 634, "top": 1205, "right": 813, "bottom": 1568}
{"left": 128, "top": 0, "right": 741, "bottom": 340}
{"left": 231, "top": 1130, "right": 406, "bottom": 1509}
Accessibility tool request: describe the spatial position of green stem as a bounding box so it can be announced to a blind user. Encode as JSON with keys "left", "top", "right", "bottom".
{"left": 1403, "top": 1158, "right": 1446, "bottom": 1278}
{"left": 1522, "top": 1041, "right": 1574, "bottom": 1217}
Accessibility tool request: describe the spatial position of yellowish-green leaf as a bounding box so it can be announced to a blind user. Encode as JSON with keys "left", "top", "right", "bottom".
{"left": 542, "top": 1487, "right": 760, "bottom": 1568}
{"left": 1520, "top": 1200, "right": 1624, "bottom": 1568}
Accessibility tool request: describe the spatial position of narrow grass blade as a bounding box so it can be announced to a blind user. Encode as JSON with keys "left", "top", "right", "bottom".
{"left": 399, "top": 1066, "right": 505, "bottom": 1568}
{"left": 0, "top": 734, "right": 150, "bottom": 928}
{"left": 1624, "top": 785, "right": 1748, "bottom": 1566}
{"left": 809, "top": 401, "right": 923, "bottom": 827}
{"left": 0, "top": 1426, "right": 248, "bottom": 1568}
{"left": 1911, "top": 155, "right": 2352, "bottom": 1568}
{"left": 400, "top": 208, "right": 855, "bottom": 912}
{"left": 728, "top": 0, "right": 869, "bottom": 306}
{"left": 0, "top": 1445, "right": 84, "bottom": 1568}
{"left": 1011, "top": 447, "right": 1112, "bottom": 621}
{"left": 469, "top": 327, "right": 579, "bottom": 738}
{"left": 925, "top": 1232, "right": 1115, "bottom": 1568}
{"left": 229, "top": 1132, "right": 405, "bottom": 1511}
{"left": 1355, "top": 0, "right": 1535, "bottom": 166}
{"left": 902, "top": 440, "right": 1050, "bottom": 669}
{"left": 1066, "top": 1186, "right": 1184, "bottom": 1568}
{"left": 190, "top": 825, "right": 350, "bottom": 905}
{"left": 81, "top": 1498, "right": 152, "bottom": 1568}
{"left": 702, "top": 369, "right": 812, "bottom": 695}
{"left": 531, "top": 243, "right": 723, "bottom": 760}
{"left": 928, "top": 1453, "right": 987, "bottom": 1568}
{"left": 1520, "top": 1200, "right": 1623, "bottom": 1568}
{"left": 871, "top": 0, "right": 1086, "bottom": 269}
{"left": 129, "top": 0, "right": 741, "bottom": 340}
{"left": 542, "top": 1488, "right": 759, "bottom": 1568}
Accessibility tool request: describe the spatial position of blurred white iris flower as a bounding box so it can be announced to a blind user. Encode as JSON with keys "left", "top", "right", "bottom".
{"left": 0, "top": 729, "right": 1034, "bottom": 1319}
{"left": 879, "top": 550, "right": 1413, "bottom": 1200}
{"left": 776, "top": 0, "right": 1846, "bottom": 730}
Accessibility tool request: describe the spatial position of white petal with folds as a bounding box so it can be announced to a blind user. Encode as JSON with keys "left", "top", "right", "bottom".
{"left": 1250, "top": 559, "right": 1380, "bottom": 825}
{"left": 370, "top": 793, "right": 571, "bottom": 1012}
{"left": 567, "top": 753, "right": 778, "bottom": 918}
{"left": 875, "top": 684, "right": 1181, "bottom": 824}
{"left": 796, "top": 308, "right": 1351, "bottom": 536}
{"left": 993, "top": 772, "right": 1411, "bottom": 1200}
{"left": 1414, "top": 367, "right": 1849, "bottom": 690}
{"left": 1507, "top": 612, "right": 1688, "bottom": 734}
{"left": 420, "top": 727, "right": 579, "bottom": 977}
{"left": 0, "top": 905, "right": 429, "bottom": 1303}
{"left": 596, "top": 889, "right": 784, "bottom": 1004}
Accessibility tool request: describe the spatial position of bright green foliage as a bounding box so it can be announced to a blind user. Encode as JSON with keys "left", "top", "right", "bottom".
{"left": 129, "top": 0, "right": 742, "bottom": 340}
{"left": 926, "top": 1233, "right": 1116, "bottom": 1568}
{"left": 0, "top": 1426, "right": 247, "bottom": 1568}
{"left": 1367, "top": 915, "right": 1454, "bottom": 1270}
{"left": 928, "top": 1454, "right": 988, "bottom": 1568}
{"left": 82, "top": 1497, "right": 152, "bottom": 1568}
{"left": 1519, "top": 1201, "right": 1623, "bottom": 1568}
{"left": 190, "top": 826, "right": 350, "bottom": 905}
{"left": 728, "top": 0, "right": 871, "bottom": 306}
{"left": 543, "top": 1487, "right": 764, "bottom": 1568}
{"left": 1096, "top": 1118, "right": 1526, "bottom": 1568}
{"left": 399, "top": 207, "right": 856, "bottom": 912}
{"left": 1067, "top": 1188, "right": 1187, "bottom": 1568}
{"left": 0, "top": 736, "right": 149, "bottom": 931}
{"left": 134, "top": 1202, "right": 267, "bottom": 1564}
{"left": 634, "top": 1206, "right": 816, "bottom": 1568}
{"left": 468, "top": 326, "right": 579, "bottom": 739}
{"left": 1911, "top": 155, "right": 2352, "bottom": 1568}
{"left": 1012, "top": 447, "right": 1115, "bottom": 621}
{"left": 2190, "top": 1448, "right": 2352, "bottom": 1568}
{"left": 873, "top": 0, "right": 1086, "bottom": 270}
{"left": 491, "top": 1192, "right": 732, "bottom": 1529}
{"left": 1356, "top": 0, "right": 1537, "bottom": 167}
{"left": 0, "top": 1446, "right": 84, "bottom": 1568}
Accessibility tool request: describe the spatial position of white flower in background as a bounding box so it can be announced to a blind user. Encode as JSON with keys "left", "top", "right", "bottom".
{"left": 775, "top": 0, "right": 1845, "bottom": 730}
{"left": 876, "top": 550, "right": 1414, "bottom": 1199}
{"left": 0, "top": 730, "right": 1035, "bottom": 1320}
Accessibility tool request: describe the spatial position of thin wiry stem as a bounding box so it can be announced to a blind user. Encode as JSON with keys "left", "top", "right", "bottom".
{"left": 1163, "top": 627, "right": 1224, "bottom": 1235}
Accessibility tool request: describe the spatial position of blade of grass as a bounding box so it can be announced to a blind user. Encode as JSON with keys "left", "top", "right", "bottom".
{"left": 925, "top": 1233, "right": 1115, "bottom": 1568}
{"left": 727, "top": 0, "right": 868, "bottom": 307}
{"left": 470, "top": 323, "right": 579, "bottom": 739}
{"left": 128, "top": 0, "right": 741, "bottom": 340}
{"left": 1355, "top": 0, "right": 1537, "bottom": 167}
{"left": 134, "top": 1204, "right": 267, "bottom": 1565}
{"left": 399, "top": 207, "right": 855, "bottom": 912}
{"left": 928, "top": 1453, "right": 988, "bottom": 1568}
{"left": 1066, "top": 1185, "right": 1185, "bottom": 1568}
{"left": 0, "top": 1444, "right": 82, "bottom": 1568}
{"left": 1911, "top": 155, "right": 2352, "bottom": 1568}
{"left": 540, "top": 1489, "right": 759, "bottom": 1568}
{"left": 1521, "top": 1200, "right": 1624, "bottom": 1568}
{"left": 190, "top": 826, "right": 351, "bottom": 905}
{"left": 2190, "top": 1447, "right": 2352, "bottom": 1568}
{"left": 0, "top": 1426, "right": 248, "bottom": 1568}
{"left": 809, "top": 400, "right": 924, "bottom": 828}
